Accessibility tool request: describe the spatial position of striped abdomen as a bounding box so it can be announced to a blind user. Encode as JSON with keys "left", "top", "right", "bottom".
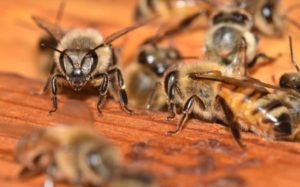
{"left": 134, "top": 0, "right": 158, "bottom": 22}
{"left": 133, "top": 0, "right": 203, "bottom": 22}
{"left": 220, "top": 85, "right": 292, "bottom": 140}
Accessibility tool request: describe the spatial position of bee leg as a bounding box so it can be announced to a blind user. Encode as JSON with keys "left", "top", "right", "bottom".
{"left": 31, "top": 64, "right": 56, "bottom": 95}
{"left": 167, "top": 84, "right": 177, "bottom": 120}
{"left": 167, "top": 95, "right": 205, "bottom": 135}
{"left": 109, "top": 68, "right": 133, "bottom": 114}
{"left": 247, "top": 53, "right": 275, "bottom": 68}
{"left": 97, "top": 73, "right": 109, "bottom": 114}
{"left": 49, "top": 74, "right": 64, "bottom": 115}
{"left": 216, "top": 95, "right": 244, "bottom": 147}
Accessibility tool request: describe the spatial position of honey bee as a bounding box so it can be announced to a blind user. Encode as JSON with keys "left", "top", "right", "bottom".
{"left": 163, "top": 41, "right": 292, "bottom": 146}
{"left": 15, "top": 125, "right": 156, "bottom": 187}
{"left": 152, "top": 6, "right": 274, "bottom": 75}
{"left": 15, "top": 125, "right": 119, "bottom": 186}
{"left": 204, "top": 7, "right": 274, "bottom": 72}
{"left": 14, "top": 100, "right": 156, "bottom": 187}
{"left": 40, "top": 20, "right": 151, "bottom": 114}
{"left": 235, "top": 0, "right": 300, "bottom": 37}
{"left": 125, "top": 42, "right": 181, "bottom": 111}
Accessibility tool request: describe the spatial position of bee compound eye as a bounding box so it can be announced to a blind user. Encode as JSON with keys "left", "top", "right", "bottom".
{"left": 262, "top": 3, "right": 274, "bottom": 23}
{"left": 138, "top": 50, "right": 149, "bottom": 64}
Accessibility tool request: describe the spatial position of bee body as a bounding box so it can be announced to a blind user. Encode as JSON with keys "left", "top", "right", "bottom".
{"left": 164, "top": 61, "right": 292, "bottom": 141}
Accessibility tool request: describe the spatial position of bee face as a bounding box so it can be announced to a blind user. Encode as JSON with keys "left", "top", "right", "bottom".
{"left": 59, "top": 49, "right": 98, "bottom": 91}
{"left": 138, "top": 45, "right": 181, "bottom": 77}
{"left": 279, "top": 73, "right": 300, "bottom": 92}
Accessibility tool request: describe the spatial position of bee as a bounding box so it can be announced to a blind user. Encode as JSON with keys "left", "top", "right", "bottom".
{"left": 133, "top": 0, "right": 211, "bottom": 24}
{"left": 204, "top": 7, "right": 272, "bottom": 72}
{"left": 163, "top": 40, "right": 292, "bottom": 146}
{"left": 125, "top": 42, "right": 181, "bottom": 111}
{"left": 14, "top": 100, "right": 156, "bottom": 187}
{"left": 15, "top": 125, "right": 156, "bottom": 187}
{"left": 39, "top": 20, "right": 151, "bottom": 114}
{"left": 124, "top": 21, "right": 203, "bottom": 111}
{"left": 152, "top": 6, "right": 274, "bottom": 76}
{"left": 15, "top": 125, "right": 119, "bottom": 186}
{"left": 235, "top": 0, "right": 300, "bottom": 37}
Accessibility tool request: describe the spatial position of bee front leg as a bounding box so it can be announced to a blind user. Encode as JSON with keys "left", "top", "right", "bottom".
{"left": 49, "top": 74, "right": 64, "bottom": 115}
{"left": 167, "top": 95, "right": 205, "bottom": 135}
{"left": 167, "top": 84, "right": 177, "bottom": 121}
{"left": 216, "top": 95, "right": 244, "bottom": 147}
{"left": 97, "top": 73, "right": 109, "bottom": 114}
{"left": 32, "top": 64, "right": 56, "bottom": 96}
{"left": 109, "top": 68, "right": 133, "bottom": 114}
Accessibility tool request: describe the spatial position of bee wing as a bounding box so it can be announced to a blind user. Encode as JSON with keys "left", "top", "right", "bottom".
{"left": 52, "top": 100, "right": 94, "bottom": 127}
{"left": 104, "top": 17, "right": 156, "bottom": 44}
{"left": 190, "top": 73, "right": 271, "bottom": 93}
{"left": 32, "top": 15, "right": 64, "bottom": 43}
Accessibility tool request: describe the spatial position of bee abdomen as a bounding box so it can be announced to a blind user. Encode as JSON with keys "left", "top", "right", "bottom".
{"left": 134, "top": 0, "right": 157, "bottom": 21}
{"left": 223, "top": 87, "right": 292, "bottom": 138}
{"left": 257, "top": 98, "right": 292, "bottom": 135}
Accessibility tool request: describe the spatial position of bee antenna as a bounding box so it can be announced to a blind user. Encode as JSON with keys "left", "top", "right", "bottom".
{"left": 55, "top": 0, "right": 66, "bottom": 27}
{"left": 32, "top": 16, "right": 59, "bottom": 44}
{"left": 289, "top": 36, "right": 300, "bottom": 72}
{"left": 41, "top": 43, "right": 64, "bottom": 54}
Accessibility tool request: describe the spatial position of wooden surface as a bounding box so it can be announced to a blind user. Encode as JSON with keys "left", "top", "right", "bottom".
{"left": 1, "top": 0, "right": 300, "bottom": 187}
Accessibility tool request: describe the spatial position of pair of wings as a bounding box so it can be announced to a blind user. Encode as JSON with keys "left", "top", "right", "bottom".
{"left": 190, "top": 72, "right": 298, "bottom": 95}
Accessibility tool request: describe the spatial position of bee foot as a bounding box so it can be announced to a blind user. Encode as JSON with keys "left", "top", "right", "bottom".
{"left": 166, "top": 130, "right": 179, "bottom": 136}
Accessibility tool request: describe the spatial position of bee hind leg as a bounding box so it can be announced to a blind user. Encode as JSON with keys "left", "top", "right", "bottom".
{"left": 167, "top": 95, "right": 205, "bottom": 136}
{"left": 216, "top": 95, "right": 244, "bottom": 147}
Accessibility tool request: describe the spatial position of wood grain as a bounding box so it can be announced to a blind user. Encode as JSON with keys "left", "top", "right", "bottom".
{"left": 1, "top": 0, "right": 300, "bottom": 187}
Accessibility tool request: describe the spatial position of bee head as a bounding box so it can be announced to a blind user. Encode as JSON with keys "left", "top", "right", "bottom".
{"left": 138, "top": 45, "right": 181, "bottom": 77}
{"left": 58, "top": 49, "right": 98, "bottom": 91}
{"left": 279, "top": 73, "right": 300, "bottom": 92}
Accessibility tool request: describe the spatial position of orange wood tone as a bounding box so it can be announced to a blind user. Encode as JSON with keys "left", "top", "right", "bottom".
{"left": 1, "top": 0, "right": 300, "bottom": 187}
